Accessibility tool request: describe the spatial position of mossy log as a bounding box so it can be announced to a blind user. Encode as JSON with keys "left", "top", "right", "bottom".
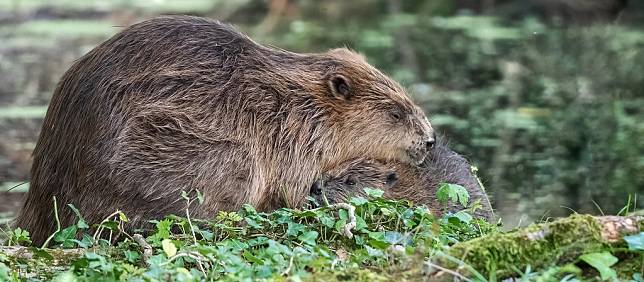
{"left": 428, "top": 214, "right": 643, "bottom": 280}
{"left": 0, "top": 246, "right": 86, "bottom": 280}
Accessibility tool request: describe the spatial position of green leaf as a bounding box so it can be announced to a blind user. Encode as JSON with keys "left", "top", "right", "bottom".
{"left": 364, "top": 188, "right": 385, "bottom": 198}
{"left": 579, "top": 252, "right": 618, "bottom": 281}
{"left": 297, "top": 231, "right": 318, "bottom": 245}
{"left": 196, "top": 190, "right": 204, "bottom": 205}
{"left": 162, "top": 239, "right": 177, "bottom": 257}
{"left": 338, "top": 209, "right": 348, "bottom": 220}
{"left": 368, "top": 231, "right": 385, "bottom": 241}
{"left": 10, "top": 228, "right": 31, "bottom": 245}
{"left": 298, "top": 210, "right": 317, "bottom": 218}
{"left": 286, "top": 222, "right": 305, "bottom": 236}
{"left": 334, "top": 219, "right": 347, "bottom": 234}
{"left": 350, "top": 196, "right": 368, "bottom": 206}
{"left": 0, "top": 262, "right": 10, "bottom": 281}
{"left": 355, "top": 215, "right": 367, "bottom": 231}
{"left": 354, "top": 235, "right": 365, "bottom": 245}
{"left": 624, "top": 232, "right": 644, "bottom": 251}
{"left": 149, "top": 218, "right": 172, "bottom": 243}
{"left": 319, "top": 214, "right": 335, "bottom": 228}
{"left": 124, "top": 250, "right": 140, "bottom": 263}
{"left": 632, "top": 273, "right": 643, "bottom": 282}
{"left": 118, "top": 212, "right": 129, "bottom": 222}
{"left": 367, "top": 232, "right": 389, "bottom": 249}
{"left": 67, "top": 204, "right": 89, "bottom": 229}
{"left": 52, "top": 271, "right": 77, "bottom": 282}
{"left": 365, "top": 245, "right": 384, "bottom": 257}
{"left": 436, "top": 183, "right": 470, "bottom": 207}
{"left": 384, "top": 231, "right": 404, "bottom": 244}
{"left": 452, "top": 211, "right": 473, "bottom": 224}
{"left": 242, "top": 250, "right": 263, "bottom": 264}
{"left": 380, "top": 207, "right": 393, "bottom": 216}
{"left": 94, "top": 220, "right": 118, "bottom": 231}
{"left": 245, "top": 217, "right": 262, "bottom": 229}
{"left": 54, "top": 225, "right": 77, "bottom": 246}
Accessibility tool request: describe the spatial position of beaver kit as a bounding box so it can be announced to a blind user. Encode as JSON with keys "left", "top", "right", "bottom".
{"left": 310, "top": 139, "right": 494, "bottom": 222}
{"left": 15, "top": 16, "right": 439, "bottom": 244}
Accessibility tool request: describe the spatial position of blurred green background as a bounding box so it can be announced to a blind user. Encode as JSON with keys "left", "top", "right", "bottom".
{"left": 0, "top": 0, "right": 642, "bottom": 227}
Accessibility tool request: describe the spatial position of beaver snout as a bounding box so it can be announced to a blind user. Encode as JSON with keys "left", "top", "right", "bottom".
{"left": 406, "top": 131, "right": 436, "bottom": 165}
{"left": 310, "top": 177, "right": 326, "bottom": 195}
{"left": 425, "top": 134, "right": 436, "bottom": 150}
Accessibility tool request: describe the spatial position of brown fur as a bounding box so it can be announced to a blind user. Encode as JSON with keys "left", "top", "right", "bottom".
{"left": 15, "top": 16, "right": 435, "bottom": 245}
{"left": 311, "top": 140, "right": 494, "bottom": 221}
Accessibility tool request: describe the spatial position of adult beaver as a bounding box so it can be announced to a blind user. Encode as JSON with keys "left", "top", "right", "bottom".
{"left": 310, "top": 140, "right": 494, "bottom": 221}
{"left": 16, "top": 16, "right": 435, "bottom": 244}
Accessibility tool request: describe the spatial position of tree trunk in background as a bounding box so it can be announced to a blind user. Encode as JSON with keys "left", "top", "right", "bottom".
{"left": 258, "top": 0, "right": 289, "bottom": 33}
{"left": 388, "top": 0, "right": 421, "bottom": 83}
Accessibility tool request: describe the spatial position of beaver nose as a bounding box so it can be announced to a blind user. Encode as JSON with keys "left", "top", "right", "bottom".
{"left": 310, "top": 179, "right": 324, "bottom": 195}
{"left": 425, "top": 134, "right": 436, "bottom": 150}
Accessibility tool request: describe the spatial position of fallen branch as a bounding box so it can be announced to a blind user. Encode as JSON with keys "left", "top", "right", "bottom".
{"left": 133, "top": 234, "right": 153, "bottom": 264}
{"left": 0, "top": 246, "right": 85, "bottom": 260}
{"left": 326, "top": 203, "right": 357, "bottom": 238}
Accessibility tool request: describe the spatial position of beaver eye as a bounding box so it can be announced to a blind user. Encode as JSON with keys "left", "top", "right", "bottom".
{"left": 385, "top": 172, "right": 398, "bottom": 188}
{"left": 330, "top": 75, "right": 351, "bottom": 99}
{"left": 390, "top": 111, "right": 402, "bottom": 121}
{"left": 344, "top": 176, "right": 356, "bottom": 186}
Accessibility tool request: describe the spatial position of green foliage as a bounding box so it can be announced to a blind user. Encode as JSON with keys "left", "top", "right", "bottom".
{"left": 6, "top": 228, "right": 31, "bottom": 246}
{"left": 1, "top": 191, "right": 500, "bottom": 281}
{"left": 580, "top": 252, "right": 619, "bottom": 281}
{"left": 0, "top": 261, "right": 13, "bottom": 281}
{"left": 436, "top": 183, "right": 470, "bottom": 207}
{"left": 2, "top": 198, "right": 642, "bottom": 280}
{"left": 624, "top": 232, "right": 644, "bottom": 251}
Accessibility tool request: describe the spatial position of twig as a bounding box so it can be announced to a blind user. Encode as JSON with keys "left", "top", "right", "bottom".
{"left": 423, "top": 260, "right": 473, "bottom": 282}
{"left": 162, "top": 251, "right": 208, "bottom": 276}
{"left": 281, "top": 254, "right": 296, "bottom": 276}
{"left": 41, "top": 196, "right": 61, "bottom": 248}
{"left": 326, "top": 203, "right": 356, "bottom": 238}
{"left": 591, "top": 200, "right": 605, "bottom": 216}
{"left": 92, "top": 210, "right": 123, "bottom": 243}
{"left": 185, "top": 200, "right": 198, "bottom": 245}
{"left": 133, "top": 234, "right": 152, "bottom": 264}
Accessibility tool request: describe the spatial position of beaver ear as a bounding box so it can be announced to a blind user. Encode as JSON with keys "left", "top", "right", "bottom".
{"left": 329, "top": 74, "right": 351, "bottom": 99}
{"left": 385, "top": 171, "right": 398, "bottom": 188}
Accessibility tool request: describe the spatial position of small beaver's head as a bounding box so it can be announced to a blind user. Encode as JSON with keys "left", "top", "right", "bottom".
{"left": 311, "top": 48, "right": 435, "bottom": 166}
{"left": 310, "top": 158, "right": 400, "bottom": 206}
{"left": 309, "top": 140, "right": 494, "bottom": 221}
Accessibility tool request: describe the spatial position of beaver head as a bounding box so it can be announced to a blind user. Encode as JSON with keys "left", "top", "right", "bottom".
{"left": 310, "top": 158, "right": 401, "bottom": 206}
{"left": 310, "top": 141, "right": 494, "bottom": 221}
{"left": 310, "top": 158, "right": 404, "bottom": 206}
{"left": 305, "top": 48, "right": 435, "bottom": 167}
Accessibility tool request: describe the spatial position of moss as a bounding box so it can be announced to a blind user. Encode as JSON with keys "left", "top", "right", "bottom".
{"left": 432, "top": 214, "right": 621, "bottom": 278}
